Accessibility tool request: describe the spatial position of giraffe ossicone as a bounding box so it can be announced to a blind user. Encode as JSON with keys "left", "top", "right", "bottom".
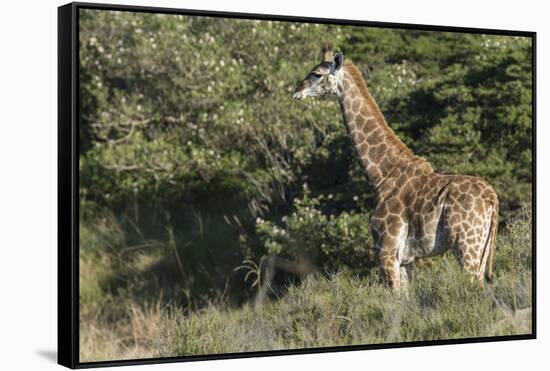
{"left": 293, "top": 43, "right": 499, "bottom": 293}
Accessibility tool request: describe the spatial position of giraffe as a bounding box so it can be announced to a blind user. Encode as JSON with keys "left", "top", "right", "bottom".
{"left": 292, "top": 43, "right": 499, "bottom": 292}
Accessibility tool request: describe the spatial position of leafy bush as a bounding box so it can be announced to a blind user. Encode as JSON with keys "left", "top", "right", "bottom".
{"left": 256, "top": 185, "right": 375, "bottom": 272}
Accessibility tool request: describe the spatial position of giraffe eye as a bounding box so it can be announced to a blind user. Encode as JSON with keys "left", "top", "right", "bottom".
{"left": 310, "top": 73, "right": 322, "bottom": 80}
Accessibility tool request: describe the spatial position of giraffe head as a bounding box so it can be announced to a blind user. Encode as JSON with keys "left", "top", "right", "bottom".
{"left": 292, "top": 43, "right": 344, "bottom": 100}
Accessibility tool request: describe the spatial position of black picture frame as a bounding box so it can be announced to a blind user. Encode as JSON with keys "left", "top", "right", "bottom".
{"left": 58, "top": 2, "right": 537, "bottom": 368}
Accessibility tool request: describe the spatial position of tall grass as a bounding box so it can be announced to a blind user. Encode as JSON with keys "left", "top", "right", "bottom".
{"left": 79, "top": 209, "right": 166, "bottom": 361}
{"left": 79, "top": 209, "right": 532, "bottom": 361}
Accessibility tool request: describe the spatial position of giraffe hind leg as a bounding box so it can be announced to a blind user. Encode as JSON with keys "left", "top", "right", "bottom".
{"left": 453, "top": 242, "right": 484, "bottom": 282}
{"left": 452, "top": 221, "right": 492, "bottom": 283}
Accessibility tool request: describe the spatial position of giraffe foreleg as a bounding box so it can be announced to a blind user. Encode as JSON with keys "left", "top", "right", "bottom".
{"left": 378, "top": 243, "right": 401, "bottom": 292}
{"left": 376, "top": 227, "right": 408, "bottom": 294}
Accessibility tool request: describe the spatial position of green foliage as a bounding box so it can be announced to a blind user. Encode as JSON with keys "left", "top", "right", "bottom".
{"left": 79, "top": 9, "right": 532, "bottom": 217}
{"left": 346, "top": 31, "right": 532, "bottom": 211}
{"left": 79, "top": 10, "right": 351, "bottom": 209}
{"left": 78, "top": 10, "right": 533, "bottom": 362}
{"left": 256, "top": 185, "right": 375, "bottom": 272}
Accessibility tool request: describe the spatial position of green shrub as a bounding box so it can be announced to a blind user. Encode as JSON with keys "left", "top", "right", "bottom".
{"left": 256, "top": 185, "right": 375, "bottom": 272}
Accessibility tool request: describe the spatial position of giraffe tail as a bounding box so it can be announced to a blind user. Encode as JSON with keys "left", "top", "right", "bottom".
{"left": 483, "top": 196, "right": 499, "bottom": 283}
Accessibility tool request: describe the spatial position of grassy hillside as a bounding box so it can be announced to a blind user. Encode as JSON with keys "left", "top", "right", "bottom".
{"left": 79, "top": 210, "right": 531, "bottom": 361}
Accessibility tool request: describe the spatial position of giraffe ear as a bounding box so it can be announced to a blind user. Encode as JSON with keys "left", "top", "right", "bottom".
{"left": 334, "top": 52, "right": 344, "bottom": 71}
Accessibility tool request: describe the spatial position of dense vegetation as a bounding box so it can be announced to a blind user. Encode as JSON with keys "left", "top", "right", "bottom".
{"left": 78, "top": 9, "right": 533, "bottom": 361}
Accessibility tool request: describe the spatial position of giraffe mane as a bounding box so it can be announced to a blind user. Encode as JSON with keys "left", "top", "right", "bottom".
{"left": 344, "top": 60, "right": 414, "bottom": 157}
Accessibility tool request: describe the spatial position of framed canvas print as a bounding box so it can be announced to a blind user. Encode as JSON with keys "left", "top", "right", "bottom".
{"left": 58, "top": 2, "right": 536, "bottom": 368}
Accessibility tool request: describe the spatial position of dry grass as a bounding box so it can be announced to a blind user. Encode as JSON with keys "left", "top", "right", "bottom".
{"left": 79, "top": 299, "right": 163, "bottom": 362}
{"left": 79, "top": 209, "right": 532, "bottom": 362}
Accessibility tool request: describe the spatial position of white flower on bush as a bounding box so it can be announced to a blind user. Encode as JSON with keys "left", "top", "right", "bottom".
{"left": 270, "top": 225, "right": 286, "bottom": 237}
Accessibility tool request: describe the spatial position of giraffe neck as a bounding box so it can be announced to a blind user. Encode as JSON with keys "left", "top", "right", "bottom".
{"left": 336, "top": 62, "right": 429, "bottom": 195}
